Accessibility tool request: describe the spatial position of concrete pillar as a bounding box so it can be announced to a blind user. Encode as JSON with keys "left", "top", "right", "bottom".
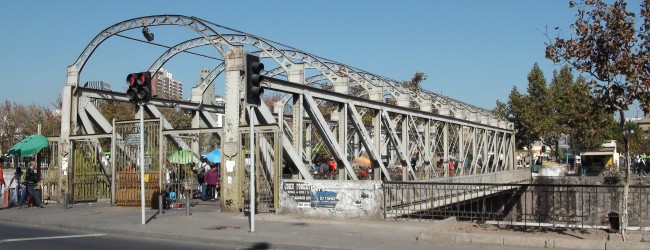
{"left": 499, "top": 120, "right": 508, "bottom": 129}
{"left": 221, "top": 46, "right": 244, "bottom": 212}
{"left": 333, "top": 76, "right": 349, "bottom": 94}
{"left": 468, "top": 112, "right": 478, "bottom": 122}
{"left": 489, "top": 117, "right": 499, "bottom": 127}
{"left": 438, "top": 104, "right": 450, "bottom": 116}
{"left": 288, "top": 64, "right": 305, "bottom": 84}
{"left": 454, "top": 110, "right": 466, "bottom": 120}
{"left": 397, "top": 94, "right": 410, "bottom": 108}
{"left": 331, "top": 76, "right": 349, "bottom": 122}
{"left": 420, "top": 99, "right": 433, "bottom": 112}
{"left": 369, "top": 87, "right": 383, "bottom": 102}
{"left": 480, "top": 114, "right": 489, "bottom": 125}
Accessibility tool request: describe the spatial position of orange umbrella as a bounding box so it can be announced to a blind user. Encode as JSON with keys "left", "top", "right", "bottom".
{"left": 353, "top": 156, "right": 372, "bottom": 168}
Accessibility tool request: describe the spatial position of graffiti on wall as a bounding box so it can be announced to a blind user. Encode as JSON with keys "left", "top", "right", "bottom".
{"left": 311, "top": 190, "right": 338, "bottom": 208}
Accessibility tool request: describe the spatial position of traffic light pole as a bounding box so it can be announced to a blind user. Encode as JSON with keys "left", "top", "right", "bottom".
{"left": 140, "top": 102, "right": 146, "bottom": 225}
{"left": 249, "top": 105, "right": 256, "bottom": 232}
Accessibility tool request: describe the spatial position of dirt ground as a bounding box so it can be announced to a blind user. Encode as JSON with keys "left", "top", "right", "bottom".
{"left": 448, "top": 220, "right": 649, "bottom": 242}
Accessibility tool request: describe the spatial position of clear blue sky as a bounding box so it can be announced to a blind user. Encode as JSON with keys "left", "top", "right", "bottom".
{"left": 0, "top": 0, "right": 644, "bottom": 117}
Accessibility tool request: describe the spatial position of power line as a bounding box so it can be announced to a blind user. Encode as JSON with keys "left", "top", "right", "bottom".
{"left": 114, "top": 34, "right": 223, "bottom": 61}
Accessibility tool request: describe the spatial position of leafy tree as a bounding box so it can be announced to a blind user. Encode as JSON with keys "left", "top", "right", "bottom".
{"left": 554, "top": 69, "right": 614, "bottom": 150}
{"left": 0, "top": 101, "right": 61, "bottom": 154}
{"left": 528, "top": 64, "right": 559, "bottom": 151}
{"left": 492, "top": 100, "right": 508, "bottom": 120}
{"left": 98, "top": 100, "right": 136, "bottom": 123}
{"left": 545, "top": 0, "right": 650, "bottom": 238}
{"left": 507, "top": 86, "right": 537, "bottom": 150}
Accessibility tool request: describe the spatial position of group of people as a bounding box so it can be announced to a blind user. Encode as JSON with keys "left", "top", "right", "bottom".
{"left": 312, "top": 157, "right": 337, "bottom": 174}
{"left": 1, "top": 161, "right": 44, "bottom": 209}
{"left": 194, "top": 157, "right": 220, "bottom": 201}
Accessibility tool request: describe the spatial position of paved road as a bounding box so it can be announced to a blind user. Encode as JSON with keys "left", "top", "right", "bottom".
{"left": 0, "top": 221, "right": 238, "bottom": 250}
{"left": 0, "top": 221, "right": 550, "bottom": 250}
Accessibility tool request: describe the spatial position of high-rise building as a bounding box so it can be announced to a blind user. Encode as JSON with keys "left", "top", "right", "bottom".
{"left": 83, "top": 81, "right": 112, "bottom": 91}
{"left": 83, "top": 81, "right": 112, "bottom": 107}
{"left": 152, "top": 68, "right": 183, "bottom": 100}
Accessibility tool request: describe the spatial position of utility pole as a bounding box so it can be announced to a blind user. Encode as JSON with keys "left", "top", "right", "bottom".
{"left": 125, "top": 72, "right": 152, "bottom": 225}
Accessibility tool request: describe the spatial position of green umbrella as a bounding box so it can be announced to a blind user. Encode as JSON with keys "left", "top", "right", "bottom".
{"left": 168, "top": 150, "right": 199, "bottom": 164}
{"left": 8, "top": 135, "right": 49, "bottom": 157}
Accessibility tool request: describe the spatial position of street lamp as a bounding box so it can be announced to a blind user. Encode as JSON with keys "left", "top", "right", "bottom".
{"left": 142, "top": 27, "right": 154, "bottom": 42}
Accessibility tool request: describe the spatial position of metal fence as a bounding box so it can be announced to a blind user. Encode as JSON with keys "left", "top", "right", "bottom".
{"left": 383, "top": 182, "right": 650, "bottom": 230}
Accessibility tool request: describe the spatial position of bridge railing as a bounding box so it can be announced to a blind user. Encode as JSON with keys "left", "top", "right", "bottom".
{"left": 383, "top": 182, "right": 650, "bottom": 230}
{"left": 422, "top": 169, "right": 530, "bottom": 184}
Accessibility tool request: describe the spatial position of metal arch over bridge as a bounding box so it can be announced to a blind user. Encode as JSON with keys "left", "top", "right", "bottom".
{"left": 58, "top": 15, "right": 516, "bottom": 210}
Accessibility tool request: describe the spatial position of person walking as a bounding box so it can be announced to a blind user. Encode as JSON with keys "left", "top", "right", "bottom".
{"left": 21, "top": 161, "right": 43, "bottom": 208}
{"left": 328, "top": 157, "right": 337, "bottom": 174}
{"left": 0, "top": 163, "right": 5, "bottom": 209}
{"left": 204, "top": 164, "right": 219, "bottom": 200}
{"left": 9, "top": 167, "right": 24, "bottom": 207}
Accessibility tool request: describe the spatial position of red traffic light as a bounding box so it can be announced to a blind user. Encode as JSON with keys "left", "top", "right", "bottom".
{"left": 125, "top": 72, "right": 153, "bottom": 103}
{"left": 126, "top": 74, "right": 136, "bottom": 86}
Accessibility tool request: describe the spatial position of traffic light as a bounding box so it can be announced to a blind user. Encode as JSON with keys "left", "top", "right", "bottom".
{"left": 245, "top": 54, "right": 264, "bottom": 106}
{"left": 126, "top": 72, "right": 152, "bottom": 103}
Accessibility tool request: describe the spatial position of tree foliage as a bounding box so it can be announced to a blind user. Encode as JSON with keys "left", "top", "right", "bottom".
{"left": 546, "top": 0, "right": 650, "bottom": 236}
{"left": 492, "top": 100, "right": 508, "bottom": 120}
{"left": 0, "top": 101, "right": 61, "bottom": 154}
{"left": 546, "top": 0, "right": 650, "bottom": 119}
{"left": 550, "top": 66, "right": 615, "bottom": 150}
{"left": 503, "top": 64, "right": 613, "bottom": 152}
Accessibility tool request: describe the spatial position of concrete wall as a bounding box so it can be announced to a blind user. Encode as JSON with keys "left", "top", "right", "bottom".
{"left": 279, "top": 180, "right": 383, "bottom": 220}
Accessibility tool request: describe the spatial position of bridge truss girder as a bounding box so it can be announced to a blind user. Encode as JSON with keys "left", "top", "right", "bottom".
{"left": 61, "top": 15, "right": 516, "bottom": 198}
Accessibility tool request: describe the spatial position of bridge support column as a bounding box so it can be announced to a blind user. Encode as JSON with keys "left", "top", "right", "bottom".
{"left": 305, "top": 123, "right": 312, "bottom": 166}
{"left": 333, "top": 76, "right": 349, "bottom": 180}
{"left": 459, "top": 125, "right": 464, "bottom": 175}
{"left": 443, "top": 122, "right": 449, "bottom": 177}
{"left": 221, "top": 47, "right": 244, "bottom": 212}
{"left": 289, "top": 64, "right": 306, "bottom": 177}
{"left": 472, "top": 127, "right": 478, "bottom": 175}
{"left": 420, "top": 99, "right": 433, "bottom": 177}
{"left": 370, "top": 88, "right": 383, "bottom": 180}
{"left": 397, "top": 95, "right": 410, "bottom": 178}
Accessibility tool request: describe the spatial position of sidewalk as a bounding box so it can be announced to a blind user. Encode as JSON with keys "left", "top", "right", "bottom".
{"left": 0, "top": 199, "right": 647, "bottom": 249}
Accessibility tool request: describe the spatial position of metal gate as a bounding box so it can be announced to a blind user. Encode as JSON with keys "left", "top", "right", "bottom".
{"left": 70, "top": 140, "right": 111, "bottom": 202}
{"left": 40, "top": 138, "right": 61, "bottom": 202}
{"left": 241, "top": 125, "right": 281, "bottom": 213}
{"left": 160, "top": 128, "right": 221, "bottom": 208}
{"left": 112, "top": 119, "right": 161, "bottom": 206}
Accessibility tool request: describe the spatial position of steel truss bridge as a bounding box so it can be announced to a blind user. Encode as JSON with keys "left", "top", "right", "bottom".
{"left": 56, "top": 15, "right": 524, "bottom": 213}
